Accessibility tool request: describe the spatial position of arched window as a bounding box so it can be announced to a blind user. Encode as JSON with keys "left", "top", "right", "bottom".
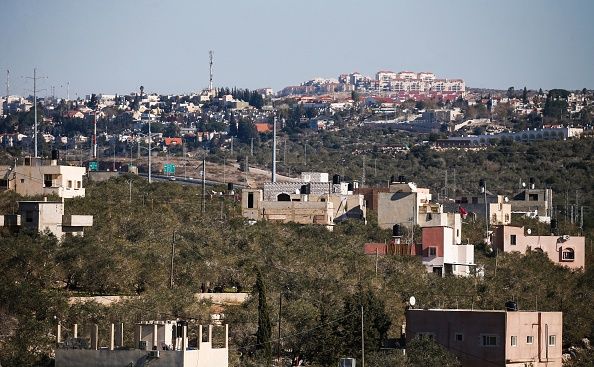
{"left": 562, "top": 248, "right": 575, "bottom": 261}
{"left": 277, "top": 193, "right": 290, "bottom": 202}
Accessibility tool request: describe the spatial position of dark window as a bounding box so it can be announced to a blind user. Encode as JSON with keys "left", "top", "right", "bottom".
{"left": 562, "top": 248, "right": 575, "bottom": 261}
{"left": 529, "top": 194, "right": 539, "bottom": 201}
{"left": 25, "top": 210, "right": 34, "bottom": 223}
{"left": 510, "top": 235, "right": 517, "bottom": 245}
{"left": 472, "top": 197, "right": 479, "bottom": 204}
{"left": 428, "top": 247, "right": 437, "bottom": 256}
{"left": 247, "top": 192, "right": 254, "bottom": 208}
{"left": 44, "top": 174, "right": 53, "bottom": 188}
{"left": 0, "top": 179, "right": 7, "bottom": 189}
{"left": 277, "top": 193, "right": 290, "bottom": 201}
{"left": 455, "top": 333, "right": 463, "bottom": 342}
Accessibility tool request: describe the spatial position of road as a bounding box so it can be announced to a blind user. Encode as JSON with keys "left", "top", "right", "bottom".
{"left": 138, "top": 173, "right": 247, "bottom": 189}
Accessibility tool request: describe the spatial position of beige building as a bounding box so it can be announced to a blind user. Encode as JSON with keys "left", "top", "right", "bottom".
{"left": 377, "top": 180, "right": 463, "bottom": 244}
{"left": 241, "top": 172, "right": 366, "bottom": 230}
{"left": 406, "top": 309, "right": 563, "bottom": 367}
{"left": 445, "top": 193, "right": 512, "bottom": 225}
{"left": 492, "top": 225, "right": 585, "bottom": 270}
{"left": 508, "top": 187, "right": 553, "bottom": 223}
{"left": 55, "top": 321, "right": 228, "bottom": 367}
{"left": 0, "top": 157, "right": 86, "bottom": 198}
{"left": 0, "top": 199, "right": 93, "bottom": 238}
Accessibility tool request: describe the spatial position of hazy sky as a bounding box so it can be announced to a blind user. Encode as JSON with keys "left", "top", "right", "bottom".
{"left": 2, "top": 0, "right": 593, "bottom": 97}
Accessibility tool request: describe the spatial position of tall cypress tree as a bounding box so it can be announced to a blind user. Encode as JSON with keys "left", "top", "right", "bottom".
{"left": 256, "top": 269, "right": 272, "bottom": 365}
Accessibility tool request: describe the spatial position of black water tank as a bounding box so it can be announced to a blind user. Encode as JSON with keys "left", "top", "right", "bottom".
{"left": 479, "top": 179, "right": 485, "bottom": 188}
{"left": 51, "top": 149, "right": 59, "bottom": 160}
{"left": 347, "top": 182, "right": 354, "bottom": 191}
{"left": 392, "top": 224, "right": 402, "bottom": 237}
{"left": 390, "top": 175, "right": 396, "bottom": 183}
{"left": 505, "top": 301, "right": 518, "bottom": 311}
{"left": 227, "top": 182, "right": 234, "bottom": 191}
{"left": 333, "top": 174, "right": 341, "bottom": 184}
{"left": 398, "top": 175, "right": 406, "bottom": 183}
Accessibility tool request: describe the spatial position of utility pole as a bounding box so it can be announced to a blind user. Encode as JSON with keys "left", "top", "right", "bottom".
{"left": 93, "top": 110, "right": 98, "bottom": 159}
{"left": 5, "top": 69, "right": 9, "bottom": 98}
{"left": 272, "top": 116, "right": 277, "bottom": 182}
{"left": 202, "top": 157, "right": 206, "bottom": 213}
{"left": 277, "top": 292, "right": 282, "bottom": 366}
{"left": 361, "top": 305, "right": 365, "bottom": 367}
{"left": 230, "top": 137, "right": 233, "bottom": 155}
{"left": 25, "top": 68, "right": 46, "bottom": 158}
{"left": 361, "top": 156, "right": 366, "bottom": 186}
{"left": 250, "top": 137, "right": 254, "bottom": 156}
{"left": 170, "top": 231, "right": 175, "bottom": 289}
{"left": 148, "top": 114, "right": 152, "bottom": 184}
{"left": 304, "top": 141, "right": 307, "bottom": 166}
{"left": 283, "top": 138, "right": 287, "bottom": 165}
{"left": 480, "top": 179, "right": 489, "bottom": 244}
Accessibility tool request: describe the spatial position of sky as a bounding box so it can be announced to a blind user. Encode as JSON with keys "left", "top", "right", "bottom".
{"left": 1, "top": 0, "right": 594, "bottom": 98}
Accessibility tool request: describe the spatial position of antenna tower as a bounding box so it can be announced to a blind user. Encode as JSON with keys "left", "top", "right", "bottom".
{"left": 208, "top": 50, "right": 214, "bottom": 92}
{"left": 5, "top": 69, "right": 9, "bottom": 97}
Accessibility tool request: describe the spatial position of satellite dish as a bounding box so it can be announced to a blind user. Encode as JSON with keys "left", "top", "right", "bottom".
{"left": 527, "top": 229, "right": 532, "bottom": 235}
{"left": 504, "top": 196, "right": 509, "bottom": 203}
{"left": 522, "top": 182, "right": 526, "bottom": 188}
{"left": 409, "top": 296, "right": 416, "bottom": 307}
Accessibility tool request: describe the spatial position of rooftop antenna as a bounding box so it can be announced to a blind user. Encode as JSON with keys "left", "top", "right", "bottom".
{"left": 5, "top": 69, "right": 9, "bottom": 98}
{"left": 208, "top": 50, "right": 214, "bottom": 93}
{"left": 24, "top": 68, "right": 47, "bottom": 158}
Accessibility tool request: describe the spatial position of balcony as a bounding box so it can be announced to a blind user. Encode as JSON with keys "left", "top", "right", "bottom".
{"left": 62, "top": 215, "right": 93, "bottom": 227}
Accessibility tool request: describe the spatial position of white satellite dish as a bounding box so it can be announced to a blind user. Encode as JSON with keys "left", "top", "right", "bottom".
{"left": 527, "top": 229, "right": 532, "bottom": 235}
{"left": 409, "top": 296, "right": 416, "bottom": 307}
{"left": 522, "top": 182, "right": 526, "bottom": 188}
{"left": 504, "top": 196, "right": 509, "bottom": 203}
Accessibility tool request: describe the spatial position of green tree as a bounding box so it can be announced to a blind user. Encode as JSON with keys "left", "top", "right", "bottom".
{"left": 406, "top": 336, "right": 461, "bottom": 367}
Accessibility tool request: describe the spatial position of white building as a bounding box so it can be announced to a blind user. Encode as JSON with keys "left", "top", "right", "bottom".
{"left": 55, "top": 321, "right": 229, "bottom": 367}
{"left": 1, "top": 157, "right": 86, "bottom": 198}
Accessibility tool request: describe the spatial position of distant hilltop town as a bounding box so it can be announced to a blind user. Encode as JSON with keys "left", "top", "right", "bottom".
{"left": 279, "top": 70, "right": 465, "bottom": 101}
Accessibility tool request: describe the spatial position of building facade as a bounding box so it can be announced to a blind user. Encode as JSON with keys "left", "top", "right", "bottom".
{"left": 492, "top": 225, "right": 585, "bottom": 270}
{"left": 0, "top": 157, "right": 86, "bottom": 198}
{"left": 0, "top": 199, "right": 93, "bottom": 238}
{"left": 420, "top": 226, "right": 474, "bottom": 277}
{"left": 241, "top": 172, "right": 366, "bottom": 230}
{"left": 55, "top": 321, "right": 228, "bottom": 367}
{"left": 406, "top": 309, "right": 563, "bottom": 367}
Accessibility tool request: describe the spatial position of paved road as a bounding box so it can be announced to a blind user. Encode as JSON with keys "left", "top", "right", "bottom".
{"left": 138, "top": 173, "right": 247, "bottom": 188}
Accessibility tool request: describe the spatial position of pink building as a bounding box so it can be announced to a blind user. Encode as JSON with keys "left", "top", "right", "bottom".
{"left": 492, "top": 226, "right": 585, "bottom": 270}
{"left": 406, "top": 309, "right": 563, "bottom": 367}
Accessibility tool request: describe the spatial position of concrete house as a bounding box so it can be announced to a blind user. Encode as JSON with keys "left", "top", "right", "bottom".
{"left": 492, "top": 225, "right": 585, "bottom": 270}
{"left": 241, "top": 172, "right": 366, "bottom": 230}
{"left": 0, "top": 199, "right": 93, "bottom": 238}
{"left": 55, "top": 321, "right": 228, "bottom": 367}
{"left": 444, "top": 193, "right": 512, "bottom": 225}
{"left": 0, "top": 156, "right": 86, "bottom": 198}
{"left": 406, "top": 309, "right": 563, "bottom": 367}
{"left": 420, "top": 226, "right": 475, "bottom": 277}
{"left": 508, "top": 187, "right": 553, "bottom": 223}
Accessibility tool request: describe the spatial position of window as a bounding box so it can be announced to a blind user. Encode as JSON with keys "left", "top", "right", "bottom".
{"left": 481, "top": 335, "right": 498, "bottom": 347}
{"left": 67, "top": 180, "right": 73, "bottom": 188}
{"left": 511, "top": 336, "right": 517, "bottom": 347}
{"left": 510, "top": 235, "right": 517, "bottom": 245}
{"left": 529, "top": 194, "right": 539, "bottom": 201}
{"left": 526, "top": 336, "right": 534, "bottom": 344}
{"left": 428, "top": 247, "right": 437, "bottom": 256}
{"left": 472, "top": 197, "right": 478, "bottom": 204}
{"left": 562, "top": 248, "right": 575, "bottom": 261}
{"left": 455, "top": 333, "right": 463, "bottom": 342}
{"left": 505, "top": 214, "right": 510, "bottom": 222}
{"left": 277, "top": 193, "right": 290, "bottom": 202}
{"left": 76, "top": 181, "right": 82, "bottom": 189}
{"left": 25, "top": 210, "right": 34, "bottom": 223}
{"left": 548, "top": 335, "right": 556, "bottom": 346}
{"left": 44, "top": 174, "right": 53, "bottom": 188}
{"left": 247, "top": 192, "right": 254, "bottom": 208}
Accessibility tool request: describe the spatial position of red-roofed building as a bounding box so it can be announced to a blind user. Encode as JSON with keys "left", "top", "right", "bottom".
{"left": 164, "top": 137, "right": 183, "bottom": 146}
{"left": 254, "top": 122, "right": 271, "bottom": 133}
